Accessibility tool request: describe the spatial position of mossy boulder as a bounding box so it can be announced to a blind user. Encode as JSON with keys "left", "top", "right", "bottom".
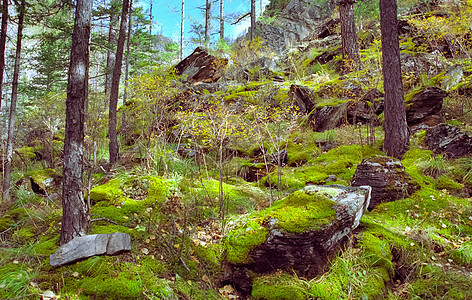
{"left": 352, "top": 156, "right": 419, "bottom": 210}
{"left": 224, "top": 185, "right": 371, "bottom": 281}
{"left": 26, "top": 169, "right": 61, "bottom": 195}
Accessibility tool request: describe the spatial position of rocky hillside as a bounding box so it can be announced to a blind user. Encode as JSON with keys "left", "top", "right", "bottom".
{"left": 1, "top": 0, "right": 472, "bottom": 299}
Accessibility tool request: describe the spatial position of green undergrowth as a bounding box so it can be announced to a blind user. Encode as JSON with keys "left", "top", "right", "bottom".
{"left": 261, "top": 144, "right": 382, "bottom": 190}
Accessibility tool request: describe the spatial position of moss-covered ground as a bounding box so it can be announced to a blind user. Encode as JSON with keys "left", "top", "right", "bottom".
{"left": 3, "top": 2, "right": 472, "bottom": 298}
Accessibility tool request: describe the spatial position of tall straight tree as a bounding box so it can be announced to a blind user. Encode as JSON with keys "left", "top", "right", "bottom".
{"left": 60, "top": 0, "right": 93, "bottom": 245}
{"left": 219, "top": 0, "right": 223, "bottom": 41}
{"left": 339, "top": 0, "right": 361, "bottom": 73}
{"left": 0, "top": 0, "right": 8, "bottom": 114}
{"left": 180, "top": 0, "right": 184, "bottom": 59}
{"left": 122, "top": 0, "right": 132, "bottom": 125}
{"left": 104, "top": 0, "right": 119, "bottom": 104}
{"left": 380, "top": 0, "right": 409, "bottom": 158}
{"left": 2, "top": 0, "right": 24, "bottom": 202}
{"left": 108, "top": 0, "right": 129, "bottom": 165}
{"left": 205, "top": 0, "right": 210, "bottom": 46}
{"left": 250, "top": 0, "right": 256, "bottom": 40}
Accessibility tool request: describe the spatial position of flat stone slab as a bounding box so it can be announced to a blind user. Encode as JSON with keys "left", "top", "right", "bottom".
{"left": 50, "top": 232, "right": 131, "bottom": 267}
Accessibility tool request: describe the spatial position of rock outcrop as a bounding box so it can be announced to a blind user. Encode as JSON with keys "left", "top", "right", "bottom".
{"left": 309, "top": 101, "right": 349, "bottom": 132}
{"left": 289, "top": 84, "right": 316, "bottom": 113}
{"left": 224, "top": 184, "right": 371, "bottom": 290}
{"left": 406, "top": 87, "right": 447, "bottom": 126}
{"left": 173, "top": 47, "right": 228, "bottom": 84}
{"left": 352, "top": 156, "right": 419, "bottom": 210}
{"left": 425, "top": 123, "right": 472, "bottom": 157}
{"left": 50, "top": 232, "right": 131, "bottom": 267}
{"left": 255, "top": 0, "right": 326, "bottom": 52}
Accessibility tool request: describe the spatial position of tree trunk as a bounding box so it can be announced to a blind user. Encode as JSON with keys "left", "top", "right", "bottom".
{"left": 220, "top": 0, "right": 224, "bottom": 41}
{"left": 180, "top": 0, "right": 184, "bottom": 59}
{"left": 380, "top": 0, "right": 409, "bottom": 159}
{"left": 2, "top": 0, "right": 24, "bottom": 202}
{"left": 108, "top": 0, "right": 129, "bottom": 165}
{"left": 149, "top": 0, "right": 152, "bottom": 36}
{"left": 339, "top": 0, "right": 361, "bottom": 74}
{"left": 250, "top": 0, "right": 256, "bottom": 40}
{"left": 60, "top": 0, "right": 93, "bottom": 245}
{"left": 0, "top": 0, "right": 8, "bottom": 114}
{"left": 205, "top": 0, "right": 210, "bottom": 46}
{"left": 104, "top": 9, "right": 118, "bottom": 105}
{"left": 122, "top": 0, "right": 133, "bottom": 126}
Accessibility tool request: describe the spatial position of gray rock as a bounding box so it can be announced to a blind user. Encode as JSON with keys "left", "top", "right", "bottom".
{"left": 225, "top": 185, "right": 371, "bottom": 278}
{"left": 406, "top": 87, "right": 447, "bottom": 126}
{"left": 50, "top": 232, "right": 131, "bottom": 267}
{"left": 309, "top": 101, "right": 349, "bottom": 132}
{"left": 425, "top": 123, "right": 472, "bottom": 158}
{"left": 352, "top": 156, "right": 419, "bottom": 210}
{"left": 289, "top": 84, "right": 316, "bottom": 113}
{"left": 173, "top": 47, "right": 228, "bottom": 84}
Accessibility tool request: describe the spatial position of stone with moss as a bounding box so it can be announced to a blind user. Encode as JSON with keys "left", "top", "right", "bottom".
{"left": 26, "top": 169, "right": 61, "bottom": 195}
{"left": 225, "top": 184, "right": 371, "bottom": 277}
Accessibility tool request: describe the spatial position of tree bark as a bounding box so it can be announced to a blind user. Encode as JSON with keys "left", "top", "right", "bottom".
{"left": 60, "top": 0, "right": 93, "bottom": 245}
{"left": 180, "top": 0, "right": 184, "bottom": 59}
{"left": 380, "top": 0, "right": 409, "bottom": 158}
{"left": 250, "top": 0, "right": 256, "bottom": 40}
{"left": 0, "top": 0, "right": 8, "bottom": 114}
{"left": 339, "top": 0, "right": 361, "bottom": 73}
{"left": 122, "top": 0, "right": 133, "bottom": 126}
{"left": 108, "top": 0, "right": 129, "bottom": 165}
{"left": 2, "top": 0, "right": 24, "bottom": 202}
{"left": 104, "top": 7, "right": 118, "bottom": 105}
{"left": 220, "top": 0, "right": 224, "bottom": 41}
{"left": 205, "top": 0, "right": 211, "bottom": 46}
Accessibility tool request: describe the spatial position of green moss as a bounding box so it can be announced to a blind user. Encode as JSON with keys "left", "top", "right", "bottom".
{"left": 286, "top": 139, "right": 320, "bottom": 166}
{"left": 225, "top": 219, "right": 268, "bottom": 264}
{"left": 33, "top": 234, "right": 59, "bottom": 256}
{"left": 0, "top": 216, "right": 13, "bottom": 231}
{"left": 252, "top": 274, "right": 305, "bottom": 300}
{"left": 449, "top": 241, "right": 472, "bottom": 266}
{"left": 273, "top": 88, "right": 289, "bottom": 102}
{"left": 224, "top": 91, "right": 257, "bottom": 102}
{"left": 78, "top": 272, "right": 142, "bottom": 299}
{"left": 269, "top": 190, "right": 336, "bottom": 233}
{"left": 90, "top": 178, "right": 127, "bottom": 205}
{"left": 15, "top": 147, "right": 37, "bottom": 159}
{"left": 12, "top": 226, "right": 35, "bottom": 243}
{"left": 436, "top": 175, "right": 463, "bottom": 192}
{"left": 357, "top": 232, "right": 393, "bottom": 271}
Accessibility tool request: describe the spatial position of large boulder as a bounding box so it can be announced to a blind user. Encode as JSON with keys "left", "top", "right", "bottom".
{"left": 224, "top": 184, "right": 371, "bottom": 287}
{"left": 50, "top": 232, "right": 131, "bottom": 267}
{"left": 254, "top": 0, "right": 326, "bottom": 52}
{"left": 352, "top": 156, "right": 419, "bottom": 210}
{"left": 425, "top": 123, "right": 472, "bottom": 158}
{"left": 173, "top": 47, "right": 228, "bottom": 84}
{"left": 406, "top": 87, "right": 447, "bottom": 126}
{"left": 289, "top": 84, "right": 316, "bottom": 113}
{"left": 309, "top": 101, "right": 349, "bottom": 132}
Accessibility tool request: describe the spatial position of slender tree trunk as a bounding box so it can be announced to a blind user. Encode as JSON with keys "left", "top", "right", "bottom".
{"left": 108, "top": 0, "right": 129, "bottom": 165}
{"left": 104, "top": 11, "right": 118, "bottom": 106}
{"left": 339, "top": 0, "right": 361, "bottom": 73}
{"left": 380, "top": 0, "right": 409, "bottom": 158}
{"left": 0, "top": 0, "right": 8, "bottom": 115}
{"left": 205, "top": 0, "right": 210, "bottom": 46}
{"left": 60, "top": 0, "right": 93, "bottom": 245}
{"left": 122, "top": 0, "right": 132, "bottom": 126}
{"left": 250, "top": 0, "right": 256, "bottom": 40}
{"left": 2, "top": 0, "right": 24, "bottom": 202}
{"left": 220, "top": 0, "right": 224, "bottom": 41}
{"left": 149, "top": 0, "right": 152, "bottom": 36}
{"left": 180, "top": 0, "right": 184, "bottom": 59}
